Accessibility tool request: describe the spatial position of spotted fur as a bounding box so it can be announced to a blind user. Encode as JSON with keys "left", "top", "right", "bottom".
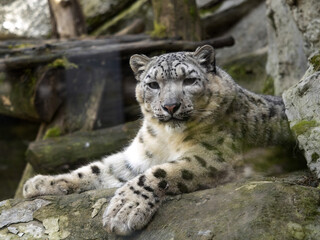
{"left": 23, "top": 45, "right": 292, "bottom": 236}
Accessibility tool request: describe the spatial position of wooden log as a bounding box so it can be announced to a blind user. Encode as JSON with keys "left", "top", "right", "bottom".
{"left": 14, "top": 123, "right": 47, "bottom": 199}
{"left": 26, "top": 121, "right": 140, "bottom": 174}
{"left": 0, "top": 36, "right": 234, "bottom": 69}
{"left": 115, "top": 19, "right": 145, "bottom": 36}
{"left": 0, "top": 36, "right": 233, "bottom": 121}
{"left": 151, "top": 0, "right": 202, "bottom": 40}
{"left": 0, "top": 66, "right": 63, "bottom": 122}
{"left": 14, "top": 53, "right": 125, "bottom": 196}
{"left": 48, "top": 0, "right": 87, "bottom": 38}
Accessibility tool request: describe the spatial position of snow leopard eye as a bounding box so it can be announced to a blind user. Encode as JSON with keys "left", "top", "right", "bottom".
{"left": 147, "top": 82, "right": 160, "bottom": 89}
{"left": 183, "top": 78, "right": 197, "bottom": 86}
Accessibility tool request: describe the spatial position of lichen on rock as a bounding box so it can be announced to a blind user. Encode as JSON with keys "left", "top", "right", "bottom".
{"left": 283, "top": 64, "right": 320, "bottom": 177}
{"left": 2, "top": 176, "right": 320, "bottom": 239}
{"left": 0, "top": 199, "right": 51, "bottom": 228}
{"left": 47, "top": 57, "right": 78, "bottom": 70}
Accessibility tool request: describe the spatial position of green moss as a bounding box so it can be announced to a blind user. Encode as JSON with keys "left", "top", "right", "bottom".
{"left": 8, "top": 43, "right": 35, "bottom": 49}
{"left": 225, "top": 64, "right": 247, "bottom": 77}
{"left": 262, "top": 76, "right": 275, "bottom": 95}
{"left": 189, "top": 6, "right": 197, "bottom": 20}
{"left": 86, "top": 14, "right": 107, "bottom": 32}
{"left": 245, "top": 145, "right": 306, "bottom": 175}
{"left": 0, "top": 72, "right": 5, "bottom": 84}
{"left": 311, "top": 152, "right": 319, "bottom": 163}
{"left": 150, "top": 20, "right": 167, "bottom": 38}
{"left": 287, "top": 222, "right": 305, "bottom": 239}
{"left": 292, "top": 120, "right": 318, "bottom": 136}
{"left": 28, "top": 76, "right": 37, "bottom": 95}
{"left": 23, "top": 69, "right": 38, "bottom": 96}
{"left": 47, "top": 57, "right": 78, "bottom": 70}
{"left": 309, "top": 53, "right": 320, "bottom": 71}
{"left": 199, "top": 2, "right": 222, "bottom": 17}
{"left": 222, "top": 53, "right": 268, "bottom": 93}
{"left": 92, "top": 0, "right": 148, "bottom": 36}
{"left": 43, "top": 127, "right": 62, "bottom": 140}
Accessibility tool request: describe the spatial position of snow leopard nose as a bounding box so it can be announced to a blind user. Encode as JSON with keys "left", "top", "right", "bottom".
{"left": 162, "top": 103, "right": 181, "bottom": 114}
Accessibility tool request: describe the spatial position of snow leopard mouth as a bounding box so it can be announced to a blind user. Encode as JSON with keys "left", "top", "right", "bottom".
{"left": 156, "top": 116, "right": 190, "bottom": 122}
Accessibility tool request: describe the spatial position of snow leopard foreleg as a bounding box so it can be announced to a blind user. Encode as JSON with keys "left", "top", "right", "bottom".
{"left": 23, "top": 152, "right": 137, "bottom": 198}
{"left": 103, "top": 153, "right": 232, "bottom": 236}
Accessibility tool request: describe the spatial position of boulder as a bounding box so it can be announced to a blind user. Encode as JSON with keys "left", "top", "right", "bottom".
{"left": 283, "top": 53, "right": 320, "bottom": 178}
{"left": 78, "top": 0, "right": 132, "bottom": 33}
{"left": 221, "top": 48, "right": 273, "bottom": 94}
{"left": 196, "top": 0, "right": 222, "bottom": 9}
{"left": 215, "top": 2, "right": 268, "bottom": 64}
{"left": 0, "top": 0, "right": 51, "bottom": 38}
{"left": 201, "top": 0, "right": 264, "bottom": 38}
{"left": 1, "top": 174, "right": 320, "bottom": 239}
{"left": 92, "top": 0, "right": 153, "bottom": 36}
{"left": 266, "top": 0, "right": 320, "bottom": 95}
{"left": 0, "top": 0, "right": 150, "bottom": 38}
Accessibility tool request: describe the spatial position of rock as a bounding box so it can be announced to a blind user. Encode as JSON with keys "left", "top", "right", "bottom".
{"left": 0, "top": 199, "right": 51, "bottom": 228}
{"left": 78, "top": 0, "right": 132, "bottom": 33}
{"left": 0, "top": 0, "right": 149, "bottom": 38}
{"left": 0, "top": 174, "right": 319, "bottom": 239}
{"left": 283, "top": 53, "right": 320, "bottom": 178}
{"left": 196, "top": 0, "right": 222, "bottom": 9}
{"left": 215, "top": 3, "right": 271, "bottom": 95}
{"left": 0, "top": 116, "right": 38, "bottom": 201}
{"left": 92, "top": 0, "right": 153, "bottom": 36}
{"left": 266, "top": 0, "right": 320, "bottom": 95}
{"left": 221, "top": 48, "right": 273, "bottom": 94}
{"left": 201, "top": 0, "right": 264, "bottom": 38}
{"left": 0, "top": 0, "right": 51, "bottom": 38}
{"left": 216, "top": 2, "right": 268, "bottom": 64}
{"left": 288, "top": 1, "right": 320, "bottom": 54}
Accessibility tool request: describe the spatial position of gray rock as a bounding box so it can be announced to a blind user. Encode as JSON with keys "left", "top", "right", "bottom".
{"left": 216, "top": 2, "right": 267, "bottom": 64}
{"left": 0, "top": 0, "right": 51, "bottom": 38}
{"left": 196, "top": 0, "right": 222, "bottom": 9}
{"left": 1, "top": 174, "right": 320, "bottom": 239}
{"left": 202, "top": 0, "right": 264, "bottom": 37}
{"left": 78, "top": 0, "right": 132, "bottom": 32}
{"left": 221, "top": 48, "right": 273, "bottom": 94}
{"left": 266, "top": 0, "right": 320, "bottom": 95}
{"left": 289, "top": 1, "right": 320, "bottom": 54}
{"left": 0, "top": 199, "right": 51, "bottom": 228}
{"left": 283, "top": 54, "right": 320, "bottom": 178}
{"left": 92, "top": 0, "right": 153, "bottom": 36}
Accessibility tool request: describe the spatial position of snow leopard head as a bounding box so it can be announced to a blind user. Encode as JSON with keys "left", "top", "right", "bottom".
{"left": 130, "top": 45, "right": 218, "bottom": 124}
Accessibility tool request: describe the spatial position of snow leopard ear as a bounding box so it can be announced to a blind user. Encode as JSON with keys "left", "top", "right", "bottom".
{"left": 130, "top": 54, "right": 151, "bottom": 80}
{"left": 193, "top": 45, "right": 216, "bottom": 73}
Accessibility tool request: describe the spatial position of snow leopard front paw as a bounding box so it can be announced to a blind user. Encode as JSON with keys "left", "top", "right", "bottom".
{"left": 103, "top": 178, "right": 162, "bottom": 236}
{"left": 23, "top": 175, "right": 73, "bottom": 198}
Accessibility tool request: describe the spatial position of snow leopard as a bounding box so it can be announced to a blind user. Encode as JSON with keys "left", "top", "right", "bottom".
{"left": 23, "top": 45, "right": 292, "bottom": 236}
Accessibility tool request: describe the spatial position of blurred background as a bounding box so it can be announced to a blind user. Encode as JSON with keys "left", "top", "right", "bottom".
{"left": 0, "top": 0, "right": 319, "bottom": 200}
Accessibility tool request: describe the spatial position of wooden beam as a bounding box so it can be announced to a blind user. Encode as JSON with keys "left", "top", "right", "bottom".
{"left": 26, "top": 121, "right": 140, "bottom": 174}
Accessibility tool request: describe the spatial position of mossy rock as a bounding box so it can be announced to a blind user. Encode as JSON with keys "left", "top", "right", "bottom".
{"left": 1, "top": 173, "right": 320, "bottom": 239}
{"left": 243, "top": 146, "right": 306, "bottom": 177}
{"left": 79, "top": 0, "right": 132, "bottom": 32}
{"left": 283, "top": 65, "right": 320, "bottom": 177}
{"left": 292, "top": 120, "right": 319, "bottom": 136}
{"left": 92, "top": 0, "right": 152, "bottom": 36}
{"left": 309, "top": 52, "right": 320, "bottom": 72}
{"left": 221, "top": 52, "right": 274, "bottom": 95}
